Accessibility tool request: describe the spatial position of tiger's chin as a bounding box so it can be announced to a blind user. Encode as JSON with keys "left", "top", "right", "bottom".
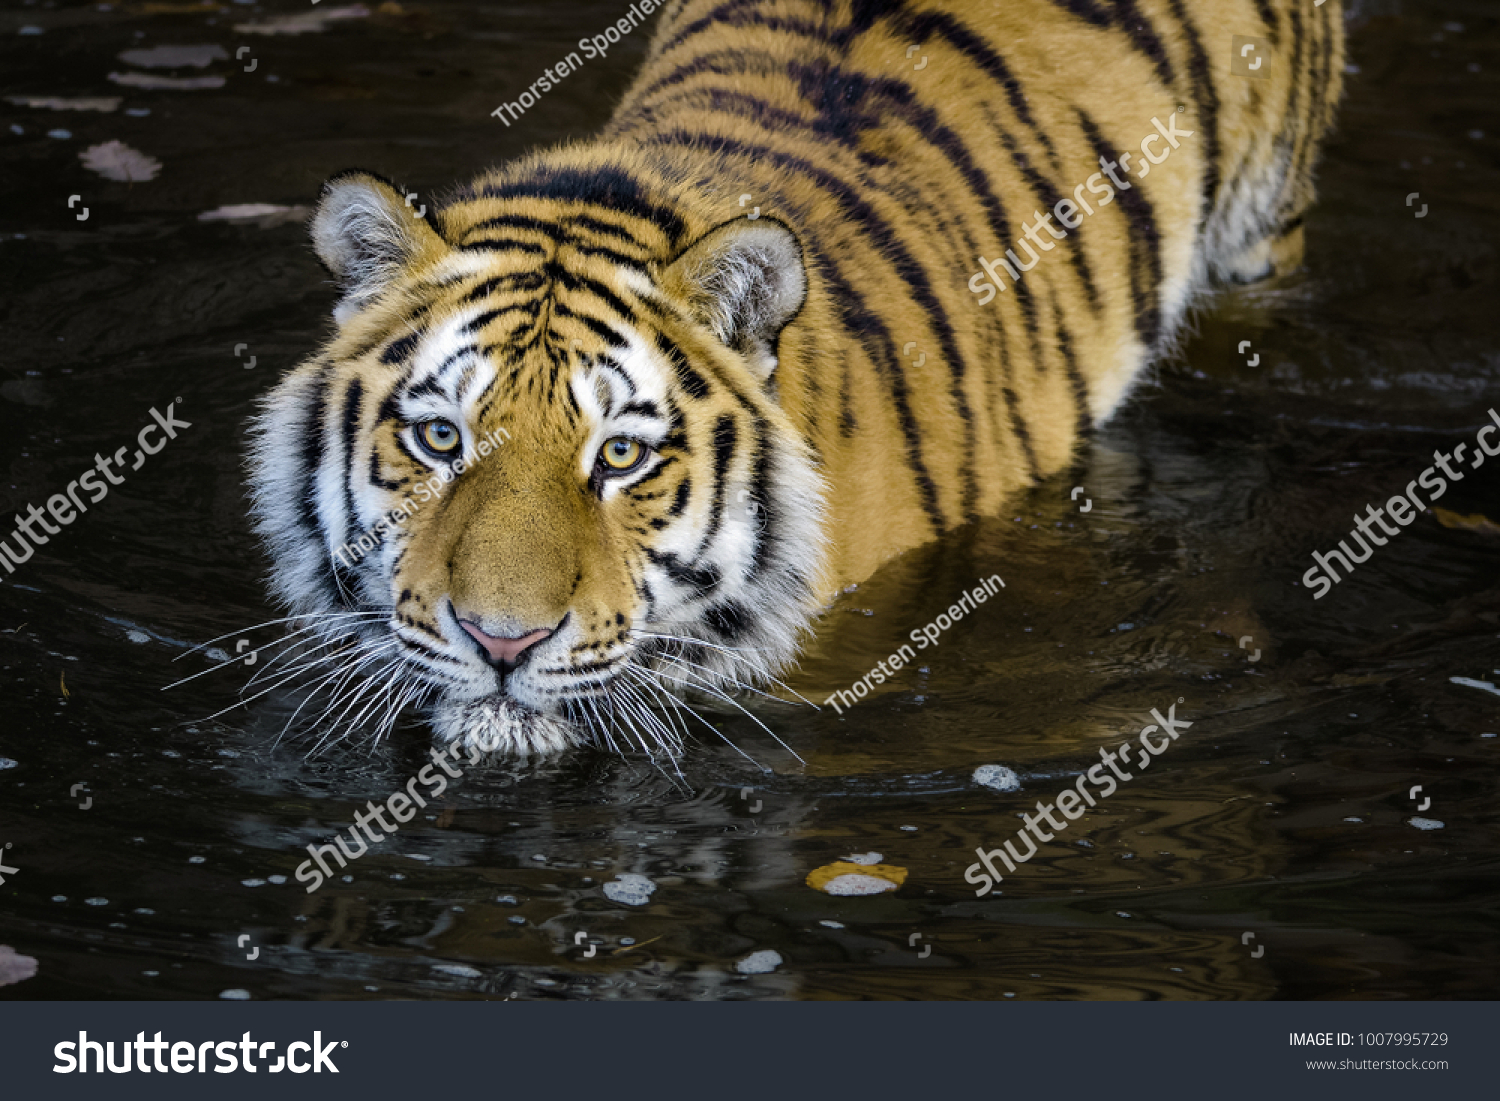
{"left": 430, "top": 695, "right": 587, "bottom": 759}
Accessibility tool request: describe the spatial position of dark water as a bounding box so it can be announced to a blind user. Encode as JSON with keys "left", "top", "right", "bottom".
{"left": 1, "top": 0, "right": 1497, "bottom": 1001}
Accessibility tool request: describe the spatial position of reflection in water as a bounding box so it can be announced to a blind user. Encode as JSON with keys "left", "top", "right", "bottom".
{"left": 1, "top": 0, "right": 1498, "bottom": 1000}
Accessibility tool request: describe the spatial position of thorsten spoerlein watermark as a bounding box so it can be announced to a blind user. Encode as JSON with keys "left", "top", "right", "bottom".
{"left": 824, "top": 575, "right": 1004, "bottom": 715}
{"left": 967, "top": 114, "right": 1195, "bottom": 304}
{"left": 963, "top": 701, "right": 1193, "bottom": 897}
{"left": 53, "top": 1032, "right": 342, "bottom": 1074}
{"left": 490, "top": 0, "right": 665, "bottom": 127}
{"left": 0, "top": 400, "right": 191, "bottom": 581}
{"left": 334, "top": 426, "right": 509, "bottom": 568}
{"left": 1303, "top": 408, "right": 1500, "bottom": 599}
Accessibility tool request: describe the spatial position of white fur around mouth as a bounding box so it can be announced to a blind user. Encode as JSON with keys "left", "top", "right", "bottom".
{"left": 430, "top": 694, "right": 587, "bottom": 758}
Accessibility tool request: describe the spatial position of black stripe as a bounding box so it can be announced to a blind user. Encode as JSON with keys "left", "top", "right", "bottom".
{"left": 650, "top": 0, "right": 806, "bottom": 61}
{"left": 380, "top": 331, "right": 422, "bottom": 366}
{"left": 565, "top": 213, "right": 656, "bottom": 249}
{"left": 463, "top": 212, "right": 562, "bottom": 241}
{"left": 457, "top": 239, "right": 548, "bottom": 256}
{"left": 1050, "top": 288, "right": 1094, "bottom": 441}
{"left": 399, "top": 631, "right": 464, "bottom": 665}
{"left": 464, "top": 308, "right": 521, "bottom": 335}
{"left": 564, "top": 242, "right": 650, "bottom": 271}
{"left": 1291, "top": 1, "right": 1333, "bottom": 208}
{"left": 1271, "top": 2, "right": 1307, "bottom": 217}
{"left": 1077, "top": 112, "right": 1161, "bottom": 352}
{"left": 294, "top": 369, "right": 338, "bottom": 602}
{"left": 368, "top": 451, "right": 402, "bottom": 492}
{"left": 1046, "top": 0, "right": 1112, "bottom": 26}
{"left": 550, "top": 262, "right": 637, "bottom": 323}
{"left": 742, "top": 423, "right": 775, "bottom": 582}
{"left": 656, "top": 333, "right": 711, "bottom": 400}
{"left": 697, "top": 413, "right": 737, "bottom": 553}
{"left": 703, "top": 600, "right": 752, "bottom": 642}
{"left": 1000, "top": 387, "right": 1040, "bottom": 480}
{"left": 339, "top": 376, "right": 366, "bottom": 578}
{"left": 1253, "top": 0, "right": 1280, "bottom": 46}
{"left": 645, "top": 548, "right": 721, "bottom": 593}
{"left": 552, "top": 300, "right": 629, "bottom": 348}
{"left": 474, "top": 165, "right": 687, "bottom": 247}
{"left": 1110, "top": 0, "right": 1176, "bottom": 87}
{"left": 1164, "top": 0, "right": 1222, "bottom": 221}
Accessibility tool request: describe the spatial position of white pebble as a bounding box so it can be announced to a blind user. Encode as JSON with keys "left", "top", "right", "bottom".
{"left": 735, "top": 950, "right": 783, "bottom": 975}
{"left": 973, "top": 764, "right": 1021, "bottom": 792}
{"left": 1409, "top": 817, "right": 1445, "bottom": 830}
{"left": 219, "top": 989, "right": 251, "bottom": 1000}
{"left": 841, "top": 852, "right": 882, "bottom": 865}
{"left": 602, "top": 873, "right": 656, "bottom": 906}
{"left": 821, "top": 874, "right": 897, "bottom": 897}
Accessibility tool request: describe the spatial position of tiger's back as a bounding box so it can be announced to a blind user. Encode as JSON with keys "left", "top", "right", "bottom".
{"left": 455, "top": 0, "right": 1343, "bottom": 588}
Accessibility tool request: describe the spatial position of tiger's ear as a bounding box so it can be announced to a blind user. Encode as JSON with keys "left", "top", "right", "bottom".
{"left": 661, "top": 218, "right": 806, "bottom": 381}
{"left": 311, "top": 170, "right": 446, "bottom": 324}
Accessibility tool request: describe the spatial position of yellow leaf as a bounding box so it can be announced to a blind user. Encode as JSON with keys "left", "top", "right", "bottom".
{"left": 60, "top": 670, "right": 70, "bottom": 698}
{"left": 806, "top": 861, "right": 908, "bottom": 895}
{"left": 1432, "top": 508, "right": 1500, "bottom": 537}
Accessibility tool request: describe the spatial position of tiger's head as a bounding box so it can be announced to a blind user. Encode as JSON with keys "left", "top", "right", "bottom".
{"left": 247, "top": 168, "right": 827, "bottom": 758}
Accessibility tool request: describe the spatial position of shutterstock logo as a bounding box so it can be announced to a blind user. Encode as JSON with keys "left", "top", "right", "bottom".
{"left": 54, "top": 1031, "right": 345, "bottom": 1074}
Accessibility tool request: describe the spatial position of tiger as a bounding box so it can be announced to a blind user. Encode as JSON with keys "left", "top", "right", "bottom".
{"left": 246, "top": 0, "right": 1344, "bottom": 758}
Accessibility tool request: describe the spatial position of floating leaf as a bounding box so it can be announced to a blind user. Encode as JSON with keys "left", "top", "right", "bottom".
{"left": 234, "top": 4, "right": 369, "bottom": 35}
{"left": 1433, "top": 507, "right": 1500, "bottom": 537}
{"left": 117, "top": 44, "right": 226, "bottom": 68}
{"left": 806, "top": 861, "right": 908, "bottom": 895}
{"left": 108, "top": 71, "right": 224, "bottom": 90}
{"left": 80, "top": 140, "right": 161, "bottom": 182}
{"left": 1451, "top": 676, "right": 1500, "bottom": 698}
{"left": 0, "top": 946, "right": 38, "bottom": 987}
{"left": 198, "top": 203, "right": 311, "bottom": 227}
{"left": 5, "top": 95, "right": 121, "bottom": 112}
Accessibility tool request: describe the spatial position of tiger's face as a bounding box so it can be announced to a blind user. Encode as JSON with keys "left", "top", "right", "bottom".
{"left": 248, "top": 171, "right": 827, "bottom": 757}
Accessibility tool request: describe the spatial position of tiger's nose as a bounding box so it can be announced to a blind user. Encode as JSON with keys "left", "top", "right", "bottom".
{"left": 458, "top": 620, "right": 554, "bottom": 667}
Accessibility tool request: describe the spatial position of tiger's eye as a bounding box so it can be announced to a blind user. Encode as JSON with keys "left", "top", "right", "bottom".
{"left": 599, "top": 436, "right": 644, "bottom": 471}
{"left": 418, "top": 420, "right": 461, "bottom": 455}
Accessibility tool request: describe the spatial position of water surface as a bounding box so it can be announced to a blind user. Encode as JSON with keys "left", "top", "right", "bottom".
{"left": 1, "top": 0, "right": 1497, "bottom": 1000}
